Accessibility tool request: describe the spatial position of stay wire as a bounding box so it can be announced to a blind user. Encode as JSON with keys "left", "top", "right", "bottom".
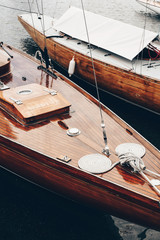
{"left": 34, "top": 0, "right": 46, "bottom": 46}
{"left": 141, "top": 3, "right": 148, "bottom": 71}
{"left": 134, "top": 3, "right": 148, "bottom": 74}
{"left": 40, "top": 0, "right": 47, "bottom": 47}
{"left": 0, "top": 3, "right": 38, "bottom": 13}
{"left": 28, "top": 0, "right": 48, "bottom": 66}
{"left": 80, "top": 0, "right": 109, "bottom": 153}
{"left": 35, "top": 0, "right": 41, "bottom": 16}
{"left": 80, "top": 1, "right": 102, "bottom": 120}
{"left": 27, "top": 0, "right": 39, "bottom": 45}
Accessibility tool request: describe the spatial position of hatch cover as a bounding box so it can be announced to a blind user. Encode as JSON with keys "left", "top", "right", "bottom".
{"left": 0, "top": 83, "right": 71, "bottom": 125}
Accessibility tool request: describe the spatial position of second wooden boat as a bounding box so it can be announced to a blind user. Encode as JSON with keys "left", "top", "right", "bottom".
{"left": 18, "top": 6, "right": 160, "bottom": 114}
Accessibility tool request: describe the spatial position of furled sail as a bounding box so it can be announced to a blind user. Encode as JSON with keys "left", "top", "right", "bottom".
{"left": 54, "top": 6, "right": 158, "bottom": 61}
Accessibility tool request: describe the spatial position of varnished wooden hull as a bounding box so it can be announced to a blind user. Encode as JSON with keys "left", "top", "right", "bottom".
{"left": 1, "top": 136, "right": 160, "bottom": 230}
{"left": 18, "top": 16, "right": 160, "bottom": 114}
{"left": 0, "top": 45, "right": 160, "bottom": 231}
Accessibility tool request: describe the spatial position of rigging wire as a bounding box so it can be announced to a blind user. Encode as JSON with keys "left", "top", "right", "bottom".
{"left": 80, "top": 0, "right": 110, "bottom": 156}
{"left": 141, "top": 3, "right": 148, "bottom": 71}
{"left": 27, "top": 0, "right": 39, "bottom": 45}
{"left": 135, "top": 3, "right": 148, "bottom": 74}
{"left": 26, "top": 0, "right": 44, "bottom": 36}
{"left": 35, "top": 0, "right": 41, "bottom": 16}
{"left": 26, "top": 0, "right": 49, "bottom": 68}
{"left": 34, "top": 0, "right": 46, "bottom": 38}
{"left": 40, "top": 0, "right": 50, "bottom": 68}
{"left": 0, "top": 3, "right": 38, "bottom": 13}
{"left": 40, "top": 0, "right": 46, "bottom": 46}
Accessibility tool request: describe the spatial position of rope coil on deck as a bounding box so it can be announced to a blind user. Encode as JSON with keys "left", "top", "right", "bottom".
{"left": 118, "top": 152, "right": 146, "bottom": 173}
{"left": 117, "top": 151, "right": 160, "bottom": 196}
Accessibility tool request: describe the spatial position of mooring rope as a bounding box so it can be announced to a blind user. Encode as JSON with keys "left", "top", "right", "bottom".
{"left": 118, "top": 152, "right": 146, "bottom": 172}
{"left": 118, "top": 152, "right": 160, "bottom": 196}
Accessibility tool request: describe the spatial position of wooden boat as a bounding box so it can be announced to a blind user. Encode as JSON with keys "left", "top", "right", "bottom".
{"left": 0, "top": 43, "right": 160, "bottom": 231}
{"left": 18, "top": 7, "right": 160, "bottom": 114}
{"left": 137, "top": 0, "right": 160, "bottom": 15}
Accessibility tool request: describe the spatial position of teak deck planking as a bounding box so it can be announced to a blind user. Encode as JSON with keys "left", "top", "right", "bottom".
{"left": 18, "top": 16, "right": 160, "bottom": 114}
{"left": 0, "top": 46, "right": 160, "bottom": 230}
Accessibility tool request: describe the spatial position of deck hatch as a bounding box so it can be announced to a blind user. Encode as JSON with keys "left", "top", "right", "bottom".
{"left": 0, "top": 83, "right": 71, "bottom": 125}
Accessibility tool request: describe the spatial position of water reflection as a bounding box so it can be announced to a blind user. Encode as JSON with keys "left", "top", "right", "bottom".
{"left": 0, "top": 167, "right": 122, "bottom": 240}
{"left": 20, "top": 38, "right": 39, "bottom": 56}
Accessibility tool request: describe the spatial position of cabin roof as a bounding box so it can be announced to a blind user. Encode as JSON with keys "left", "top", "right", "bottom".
{"left": 54, "top": 6, "right": 158, "bottom": 61}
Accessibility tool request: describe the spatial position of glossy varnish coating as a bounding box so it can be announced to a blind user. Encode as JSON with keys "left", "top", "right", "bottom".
{"left": 18, "top": 16, "right": 160, "bottom": 114}
{"left": 0, "top": 46, "right": 160, "bottom": 230}
{"left": 0, "top": 50, "right": 11, "bottom": 80}
{"left": 0, "top": 83, "right": 71, "bottom": 124}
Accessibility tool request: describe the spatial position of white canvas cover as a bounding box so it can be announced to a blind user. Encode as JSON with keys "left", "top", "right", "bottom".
{"left": 54, "top": 6, "right": 158, "bottom": 60}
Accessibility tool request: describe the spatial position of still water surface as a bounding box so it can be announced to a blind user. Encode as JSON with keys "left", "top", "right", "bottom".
{"left": 0, "top": 0, "right": 160, "bottom": 239}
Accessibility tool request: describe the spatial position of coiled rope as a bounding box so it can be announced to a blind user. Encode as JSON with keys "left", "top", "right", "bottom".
{"left": 118, "top": 152, "right": 160, "bottom": 196}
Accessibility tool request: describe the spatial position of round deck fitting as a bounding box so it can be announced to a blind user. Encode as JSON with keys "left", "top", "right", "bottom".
{"left": 78, "top": 153, "right": 112, "bottom": 174}
{"left": 67, "top": 128, "right": 81, "bottom": 137}
{"left": 115, "top": 143, "right": 146, "bottom": 158}
{"left": 18, "top": 89, "right": 32, "bottom": 95}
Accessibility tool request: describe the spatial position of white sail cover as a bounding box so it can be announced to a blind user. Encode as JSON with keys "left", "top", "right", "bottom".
{"left": 54, "top": 6, "right": 158, "bottom": 60}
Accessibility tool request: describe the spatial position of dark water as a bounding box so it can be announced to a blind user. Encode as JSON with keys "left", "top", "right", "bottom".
{"left": 0, "top": 0, "right": 160, "bottom": 239}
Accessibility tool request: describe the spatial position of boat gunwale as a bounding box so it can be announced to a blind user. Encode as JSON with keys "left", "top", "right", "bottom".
{"left": 18, "top": 15, "right": 160, "bottom": 86}
{"left": 0, "top": 134, "right": 160, "bottom": 212}
{"left": 17, "top": 15, "right": 160, "bottom": 115}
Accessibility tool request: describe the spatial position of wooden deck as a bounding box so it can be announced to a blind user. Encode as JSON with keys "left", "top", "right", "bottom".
{"left": 0, "top": 45, "right": 160, "bottom": 230}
